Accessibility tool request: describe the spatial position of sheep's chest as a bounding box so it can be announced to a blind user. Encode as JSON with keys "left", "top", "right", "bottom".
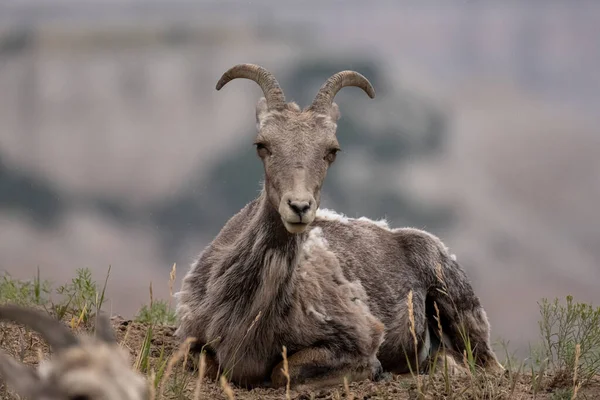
{"left": 212, "top": 322, "right": 287, "bottom": 385}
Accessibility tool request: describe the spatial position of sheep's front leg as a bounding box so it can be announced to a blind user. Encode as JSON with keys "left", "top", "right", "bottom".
{"left": 270, "top": 347, "right": 382, "bottom": 391}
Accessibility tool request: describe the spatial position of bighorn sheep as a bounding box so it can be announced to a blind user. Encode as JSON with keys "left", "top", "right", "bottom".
{"left": 175, "top": 63, "right": 503, "bottom": 390}
{"left": 0, "top": 305, "right": 149, "bottom": 400}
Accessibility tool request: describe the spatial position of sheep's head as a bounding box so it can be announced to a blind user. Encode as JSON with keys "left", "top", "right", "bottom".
{"left": 216, "top": 63, "right": 375, "bottom": 234}
{"left": 0, "top": 305, "right": 149, "bottom": 400}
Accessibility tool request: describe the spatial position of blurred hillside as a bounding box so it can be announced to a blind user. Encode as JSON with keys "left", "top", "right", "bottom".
{"left": 0, "top": 1, "right": 599, "bottom": 354}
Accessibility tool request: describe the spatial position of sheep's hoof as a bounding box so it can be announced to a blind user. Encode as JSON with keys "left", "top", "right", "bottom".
{"left": 486, "top": 360, "right": 507, "bottom": 376}
{"left": 370, "top": 358, "right": 385, "bottom": 381}
{"left": 375, "top": 371, "right": 393, "bottom": 382}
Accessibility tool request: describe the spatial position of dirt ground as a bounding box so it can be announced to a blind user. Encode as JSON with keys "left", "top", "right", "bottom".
{"left": 1, "top": 316, "right": 599, "bottom": 400}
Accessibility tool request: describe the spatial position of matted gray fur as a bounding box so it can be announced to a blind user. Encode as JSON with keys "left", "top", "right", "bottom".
{"left": 0, "top": 305, "right": 149, "bottom": 400}
{"left": 175, "top": 63, "right": 503, "bottom": 390}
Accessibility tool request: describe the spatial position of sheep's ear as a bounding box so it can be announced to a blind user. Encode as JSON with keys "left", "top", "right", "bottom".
{"left": 255, "top": 97, "right": 269, "bottom": 130}
{"left": 329, "top": 102, "right": 341, "bottom": 122}
{"left": 0, "top": 351, "right": 41, "bottom": 397}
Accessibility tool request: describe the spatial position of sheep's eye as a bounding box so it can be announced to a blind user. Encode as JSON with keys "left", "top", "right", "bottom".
{"left": 325, "top": 148, "right": 340, "bottom": 163}
{"left": 254, "top": 142, "right": 271, "bottom": 158}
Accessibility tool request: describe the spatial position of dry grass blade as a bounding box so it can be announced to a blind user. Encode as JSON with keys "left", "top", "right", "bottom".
{"left": 433, "top": 301, "right": 443, "bottom": 341}
{"left": 193, "top": 352, "right": 207, "bottom": 400}
{"left": 168, "top": 263, "right": 176, "bottom": 310}
{"left": 462, "top": 350, "right": 472, "bottom": 378}
{"left": 435, "top": 263, "right": 447, "bottom": 289}
{"left": 433, "top": 301, "right": 451, "bottom": 395}
{"left": 343, "top": 376, "right": 354, "bottom": 400}
{"left": 148, "top": 368, "right": 156, "bottom": 400}
{"left": 36, "top": 347, "right": 43, "bottom": 363}
{"left": 119, "top": 323, "right": 133, "bottom": 350}
{"left": 157, "top": 336, "right": 196, "bottom": 399}
{"left": 282, "top": 345, "right": 291, "bottom": 400}
{"left": 76, "top": 305, "right": 87, "bottom": 329}
{"left": 220, "top": 375, "right": 235, "bottom": 400}
{"left": 571, "top": 343, "right": 581, "bottom": 400}
{"left": 69, "top": 305, "right": 87, "bottom": 330}
{"left": 407, "top": 290, "right": 422, "bottom": 397}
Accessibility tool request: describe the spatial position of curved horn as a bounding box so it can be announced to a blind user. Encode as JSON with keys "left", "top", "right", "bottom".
{"left": 309, "top": 71, "right": 375, "bottom": 113}
{"left": 216, "top": 63, "right": 285, "bottom": 109}
{"left": 0, "top": 305, "right": 79, "bottom": 350}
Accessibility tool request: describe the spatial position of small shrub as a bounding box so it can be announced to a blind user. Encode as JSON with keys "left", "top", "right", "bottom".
{"left": 54, "top": 267, "right": 109, "bottom": 324}
{"left": 538, "top": 295, "right": 600, "bottom": 387}
{"left": 135, "top": 300, "right": 177, "bottom": 326}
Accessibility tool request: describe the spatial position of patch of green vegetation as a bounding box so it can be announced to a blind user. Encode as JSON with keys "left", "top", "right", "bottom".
{"left": 538, "top": 295, "right": 600, "bottom": 387}
{"left": 54, "top": 267, "right": 110, "bottom": 324}
{"left": 135, "top": 299, "right": 177, "bottom": 326}
{"left": 0, "top": 267, "right": 110, "bottom": 328}
{"left": 0, "top": 268, "right": 51, "bottom": 306}
{"left": 3, "top": 266, "right": 600, "bottom": 399}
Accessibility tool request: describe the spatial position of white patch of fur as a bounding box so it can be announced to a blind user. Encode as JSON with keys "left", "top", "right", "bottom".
{"left": 316, "top": 208, "right": 391, "bottom": 230}
{"left": 347, "top": 280, "right": 368, "bottom": 300}
{"left": 287, "top": 102, "right": 301, "bottom": 111}
{"left": 315, "top": 208, "right": 349, "bottom": 224}
{"left": 303, "top": 227, "right": 329, "bottom": 253}
{"left": 315, "top": 212, "right": 460, "bottom": 264}
{"left": 356, "top": 216, "right": 390, "bottom": 230}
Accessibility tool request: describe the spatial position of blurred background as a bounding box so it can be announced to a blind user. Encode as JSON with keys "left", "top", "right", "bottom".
{"left": 0, "top": 0, "right": 599, "bottom": 356}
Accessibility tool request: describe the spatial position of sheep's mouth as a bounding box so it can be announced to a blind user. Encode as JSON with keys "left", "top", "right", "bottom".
{"left": 282, "top": 220, "right": 309, "bottom": 234}
{"left": 289, "top": 222, "right": 308, "bottom": 227}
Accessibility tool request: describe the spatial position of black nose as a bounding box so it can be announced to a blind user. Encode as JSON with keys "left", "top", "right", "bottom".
{"left": 288, "top": 199, "right": 311, "bottom": 216}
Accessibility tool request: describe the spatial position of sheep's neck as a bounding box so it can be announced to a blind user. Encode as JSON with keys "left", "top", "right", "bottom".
{"left": 220, "top": 191, "right": 303, "bottom": 316}
{"left": 253, "top": 191, "right": 303, "bottom": 248}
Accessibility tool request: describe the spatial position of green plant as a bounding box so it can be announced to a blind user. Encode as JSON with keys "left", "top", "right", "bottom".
{"left": 0, "top": 268, "right": 51, "bottom": 306}
{"left": 54, "top": 267, "right": 109, "bottom": 324}
{"left": 152, "top": 343, "right": 170, "bottom": 389}
{"left": 538, "top": 295, "right": 600, "bottom": 387}
{"left": 134, "top": 324, "right": 155, "bottom": 374}
{"left": 527, "top": 342, "right": 549, "bottom": 399}
{"left": 135, "top": 299, "right": 177, "bottom": 326}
